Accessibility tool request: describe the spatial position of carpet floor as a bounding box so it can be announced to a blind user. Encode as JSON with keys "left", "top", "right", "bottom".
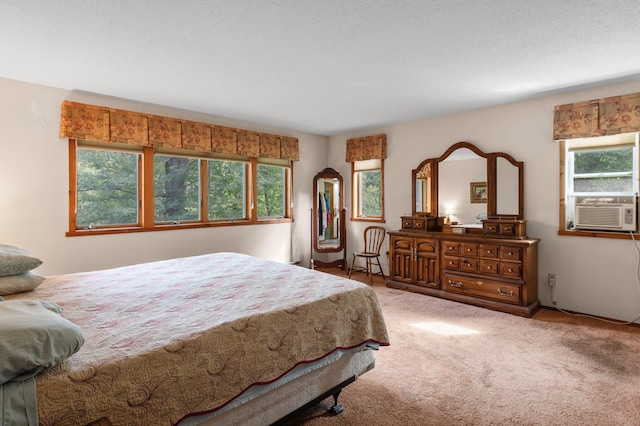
{"left": 285, "top": 269, "right": 640, "bottom": 426}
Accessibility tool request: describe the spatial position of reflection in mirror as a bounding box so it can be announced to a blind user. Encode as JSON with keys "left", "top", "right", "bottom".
{"left": 316, "top": 177, "right": 341, "bottom": 249}
{"left": 415, "top": 162, "right": 432, "bottom": 214}
{"left": 496, "top": 156, "right": 519, "bottom": 216}
{"left": 438, "top": 152, "right": 487, "bottom": 225}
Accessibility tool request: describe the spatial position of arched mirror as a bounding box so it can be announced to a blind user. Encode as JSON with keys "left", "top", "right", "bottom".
{"left": 493, "top": 153, "right": 524, "bottom": 218}
{"left": 437, "top": 143, "right": 488, "bottom": 225}
{"left": 412, "top": 142, "right": 523, "bottom": 224}
{"left": 311, "top": 168, "right": 346, "bottom": 269}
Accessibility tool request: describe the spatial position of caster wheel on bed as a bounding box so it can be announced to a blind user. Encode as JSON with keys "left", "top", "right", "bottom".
{"left": 329, "top": 404, "right": 344, "bottom": 416}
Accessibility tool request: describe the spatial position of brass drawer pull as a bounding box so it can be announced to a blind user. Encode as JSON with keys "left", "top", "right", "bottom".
{"left": 448, "top": 280, "right": 463, "bottom": 288}
{"left": 497, "top": 288, "right": 514, "bottom": 297}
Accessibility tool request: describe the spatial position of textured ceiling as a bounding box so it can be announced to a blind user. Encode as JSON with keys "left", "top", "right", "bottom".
{"left": 2, "top": 1, "right": 640, "bottom": 136}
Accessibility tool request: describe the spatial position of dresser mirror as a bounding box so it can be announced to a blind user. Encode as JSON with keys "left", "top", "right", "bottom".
{"left": 311, "top": 168, "right": 347, "bottom": 269}
{"left": 411, "top": 141, "right": 523, "bottom": 224}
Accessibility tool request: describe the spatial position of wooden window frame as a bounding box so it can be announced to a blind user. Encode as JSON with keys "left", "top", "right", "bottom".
{"left": 67, "top": 139, "right": 293, "bottom": 236}
{"left": 350, "top": 158, "right": 385, "bottom": 223}
{"left": 558, "top": 137, "right": 640, "bottom": 240}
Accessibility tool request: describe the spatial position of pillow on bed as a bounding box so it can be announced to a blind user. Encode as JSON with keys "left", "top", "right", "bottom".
{"left": 0, "top": 244, "right": 43, "bottom": 277}
{"left": 0, "top": 271, "right": 46, "bottom": 296}
{"left": 0, "top": 299, "right": 84, "bottom": 386}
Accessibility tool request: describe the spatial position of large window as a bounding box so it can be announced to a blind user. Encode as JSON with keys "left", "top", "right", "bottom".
{"left": 351, "top": 159, "right": 384, "bottom": 222}
{"left": 561, "top": 132, "right": 639, "bottom": 235}
{"left": 69, "top": 140, "right": 292, "bottom": 235}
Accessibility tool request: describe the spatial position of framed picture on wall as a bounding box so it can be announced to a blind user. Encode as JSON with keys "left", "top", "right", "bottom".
{"left": 470, "top": 181, "right": 487, "bottom": 203}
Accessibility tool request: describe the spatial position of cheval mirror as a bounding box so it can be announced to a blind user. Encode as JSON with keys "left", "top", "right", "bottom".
{"left": 310, "top": 168, "right": 347, "bottom": 269}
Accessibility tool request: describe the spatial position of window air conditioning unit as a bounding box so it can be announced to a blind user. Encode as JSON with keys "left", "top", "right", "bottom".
{"left": 574, "top": 197, "right": 637, "bottom": 231}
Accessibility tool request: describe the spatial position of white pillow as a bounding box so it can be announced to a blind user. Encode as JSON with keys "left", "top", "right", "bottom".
{"left": 0, "top": 271, "right": 45, "bottom": 295}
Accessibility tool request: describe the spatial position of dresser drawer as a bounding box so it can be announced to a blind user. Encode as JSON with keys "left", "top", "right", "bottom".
{"left": 479, "top": 260, "right": 499, "bottom": 275}
{"left": 500, "top": 262, "right": 522, "bottom": 278}
{"left": 499, "top": 223, "right": 516, "bottom": 236}
{"left": 479, "top": 244, "right": 499, "bottom": 258}
{"left": 500, "top": 246, "right": 522, "bottom": 262}
{"left": 460, "top": 243, "right": 478, "bottom": 256}
{"left": 442, "top": 241, "right": 460, "bottom": 255}
{"left": 460, "top": 258, "right": 478, "bottom": 272}
{"left": 484, "top": 222, "right": 499, "bottom": 234}
{"left": 443, "top": 273, "right": 522, "bottom": 305}
{"left": 443, "top": 256, "right": 460, "bottom": 270}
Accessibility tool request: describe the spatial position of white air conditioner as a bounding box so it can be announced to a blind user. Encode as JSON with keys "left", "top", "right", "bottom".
{"left": 575, "top": 201, "right": 637, "bottom": 231}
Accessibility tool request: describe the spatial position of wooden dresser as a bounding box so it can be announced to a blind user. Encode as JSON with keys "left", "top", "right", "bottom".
{"left": 387, "top": 221, "right": 540, "bottom": 317}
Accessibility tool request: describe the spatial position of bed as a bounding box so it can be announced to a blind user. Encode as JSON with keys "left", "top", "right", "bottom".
{"left": 0, "top": 251, "right": 389, "bottom": 426}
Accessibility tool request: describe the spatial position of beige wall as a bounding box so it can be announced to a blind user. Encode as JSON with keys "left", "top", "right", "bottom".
{"left": 0, "top": 77, "right": 327, "bottom": 275}
{"left": 4, "top": 74, "right": 640, "bottom": 322}
{"left": 330, "top": 78, "right": 640, "bottom": 323}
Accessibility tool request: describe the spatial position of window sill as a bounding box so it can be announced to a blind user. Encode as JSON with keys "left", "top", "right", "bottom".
{"left": 350, "top": 217, "right": 386, "bottom": 223}
{"left": 66, "top": 218, "right": 292, "bottom": 237}
{"left": 558, "top": 229, "right": 639, "bottom": 240}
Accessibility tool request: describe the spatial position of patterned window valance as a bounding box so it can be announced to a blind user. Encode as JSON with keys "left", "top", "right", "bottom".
{"left": 60, "top": 101, "right": 299, "bottom": 161}
{"left": 345, "top": 134, "right": 387, "bottom": 162}
{"left": 553, "top": 91, "right": 640, "bottom": 140}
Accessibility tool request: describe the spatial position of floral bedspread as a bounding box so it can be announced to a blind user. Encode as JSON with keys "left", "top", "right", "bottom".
{"left": 7, "top": 252, "right": 389, "bottom": 426}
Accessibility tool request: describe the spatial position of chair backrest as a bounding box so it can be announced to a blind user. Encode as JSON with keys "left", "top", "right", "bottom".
{"left": 363, "top": 226, "right": 386, "bottom": 255}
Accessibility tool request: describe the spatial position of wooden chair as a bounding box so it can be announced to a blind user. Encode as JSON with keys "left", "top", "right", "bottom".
{"left": 348, "top": 226, "right": 386, "bottom": 284}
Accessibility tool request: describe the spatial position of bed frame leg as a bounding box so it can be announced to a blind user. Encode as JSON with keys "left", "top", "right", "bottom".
{"left": 329, "top": 389, "right": 344, "bottom": 415}
{"left": 271, "top": 375, "right": 356, "bottom": 424}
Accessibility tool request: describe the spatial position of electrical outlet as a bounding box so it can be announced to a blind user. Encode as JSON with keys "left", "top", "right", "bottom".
{"left": 548, "top": 273, "right": 556, "bottom": 287}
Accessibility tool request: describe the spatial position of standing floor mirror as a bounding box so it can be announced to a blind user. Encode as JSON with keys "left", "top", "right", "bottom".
{"left": 310, "top": 168, "right": 347, "bottom": 270}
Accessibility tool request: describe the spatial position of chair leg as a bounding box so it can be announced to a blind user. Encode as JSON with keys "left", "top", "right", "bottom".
{"left": 348, "top": 254, "right": 356, "bottom": 279}
{"left": 375, "top": 257, "right": 386, "bottom": 281}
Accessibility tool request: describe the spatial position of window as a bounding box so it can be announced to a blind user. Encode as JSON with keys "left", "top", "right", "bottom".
{"left": 75, "top": 146, "right": 140, "bottom": 228}
{"left": 351, "top": 159, "right": 384, "bottom": 222}
{"left": 154, "top": 154, "right": 201, "bottom": 223}
{"left": 207, "top": 159, "right": 247, "bottom": 221}
{"left": 560, "top": 132, "right": 639, "bottom": 235}
{"left": 69, "top": 140, "right": 292, "bottom": 235}
{"left": 257, "top": 161, "right": 291, "bottom": 219}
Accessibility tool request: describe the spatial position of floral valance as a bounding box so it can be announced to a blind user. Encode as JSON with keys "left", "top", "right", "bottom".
{"left": 345, "top": 134, "right": 387, "bottom": 162}
{"left": 60, "top": 101, "right": 299, "bottom": 161}
{"left": 553, "top": 91, "right": 640, "bottom": 140}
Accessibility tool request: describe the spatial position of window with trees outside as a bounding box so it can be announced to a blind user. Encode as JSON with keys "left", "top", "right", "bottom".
{"left": 560, "top": 132, "right": 639, "bottom": 237}
{"left": 351, "top": 158, "right": 385, "bottom": 222}
{"left": 70, "top": 140, "right": 292, "bottom": 235}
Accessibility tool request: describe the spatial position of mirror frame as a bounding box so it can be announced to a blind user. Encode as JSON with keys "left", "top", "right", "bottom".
{"left": 311, "top": 168, "right": 347, "bottom": 269}
{"left": 411, "top": 141, "right": 524, "bottom": 220}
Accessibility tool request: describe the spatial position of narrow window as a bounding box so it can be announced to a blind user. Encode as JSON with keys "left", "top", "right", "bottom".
{"left": 257, "top": 161, "right": 291, "bottom": 219}
{"left": 352, "top": 159, "right": 385, "bottom": 222}
{"left": 208, "top": 159, "right": 248, "bottom": 220}
{"left": 76, "top": 146, "right": 140, "bottom": 228}
{"left": 154, "top": 154, "right": 201, "bottom": 223}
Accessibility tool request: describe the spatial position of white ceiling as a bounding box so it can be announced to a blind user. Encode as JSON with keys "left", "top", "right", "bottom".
{"left": 2, "top": 1, "right": 640, "bottom": 136}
